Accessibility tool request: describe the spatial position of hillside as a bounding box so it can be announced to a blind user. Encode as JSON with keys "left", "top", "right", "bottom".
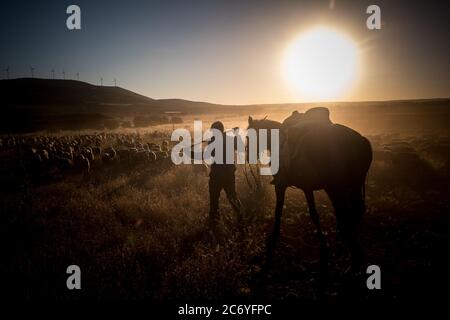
{"left": 1, "top": 78, "right": 449, "bottom": 134}
{"left": 1, "top": 78, "right": 155, "bottom": 106}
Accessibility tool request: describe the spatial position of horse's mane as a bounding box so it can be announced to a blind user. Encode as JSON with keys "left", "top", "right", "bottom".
{"left": 251, "top": 118, "right": 282, "bottom": 129}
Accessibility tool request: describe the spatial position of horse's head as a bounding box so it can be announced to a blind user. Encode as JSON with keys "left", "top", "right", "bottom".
{"left": 248, "top": 115, "right": 262, "bottom": 131}
{"left": 247, "top": 115, "right": 280, "bottom": 131}
{"left": 246, "top": 115, "right": 282, "bottom": 160}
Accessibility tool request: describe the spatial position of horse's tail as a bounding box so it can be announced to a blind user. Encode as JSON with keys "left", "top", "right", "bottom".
{"left": 362, "top": 171, "right": 368, "bottom": 210}
{"left": 361, "top": 135, "right": 372, "bottom": 211}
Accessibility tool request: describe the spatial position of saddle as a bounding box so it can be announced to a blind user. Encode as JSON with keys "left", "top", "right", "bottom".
{"left": 282, "top": 107, "right": 332, "bottom": 129}
{"left": 272, "top": 107, "right": 333, "bottom": 185}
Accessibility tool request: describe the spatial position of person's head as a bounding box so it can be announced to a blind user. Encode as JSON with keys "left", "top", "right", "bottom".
{"left": 210, "top": 121, "right": 225, "bottom": 133}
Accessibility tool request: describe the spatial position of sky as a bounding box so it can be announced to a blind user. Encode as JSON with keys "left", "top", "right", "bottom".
{"left": 1, "top": 0, "right": 449, "bottom": 104}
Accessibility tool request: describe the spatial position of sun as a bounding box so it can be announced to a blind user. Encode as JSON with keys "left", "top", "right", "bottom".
{"left": 283, "top": 26, "right": 358, "bottom": 101}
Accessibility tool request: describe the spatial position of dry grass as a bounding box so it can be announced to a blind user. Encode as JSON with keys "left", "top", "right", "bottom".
{"left": 1, "top": 133, "right": 449, "bottom": 303}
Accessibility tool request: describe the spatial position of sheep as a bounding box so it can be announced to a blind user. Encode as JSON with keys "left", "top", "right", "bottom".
{"left": 74, "top": 154, "right": 90, "bottom": 173}
{"left": 161, "top": 140, "right": 170, "bottom": 152}
{"left": 148, "top": 143, "right": 161, "bottom": 152}
{"left": 38, "top": 149, "right": 49, "bottom": 162}
{"left": 117, "top": 148, "right": 132, "bottom": 163}
{"left": 102, "top": 152, "right": 114, "bottom": 163}
{"left": 92, "top": 146, "right": 102, "bottom": 158}
{"left": 82, "top": 148, "right": 95, "bottom": 162}
{"left": 154, "top": 150, "right": 169, "bottom": 161}
{"left": 147, "top": 151, "right": 157, "bottom": 162}
{"left": 2, "top": 132, "right": 175, "bottom": 179}
{"left": 104, "top": 147, "right": 117, "bottom": 159}
{"left": 57, "top": 157, "right": 73, "bottom": 172}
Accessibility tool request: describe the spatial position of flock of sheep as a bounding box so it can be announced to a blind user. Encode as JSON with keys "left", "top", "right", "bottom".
{"left": 0, "top": 132, "right": 172, "bottom": 179}
{"left": 1, "top": 129, "right": 449, "bottom": 183}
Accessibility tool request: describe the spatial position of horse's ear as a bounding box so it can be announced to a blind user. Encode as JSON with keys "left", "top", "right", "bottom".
{"left": 248, "top": 116, "right": 253, "bottom": 124}
{"left": 263, "top": 115, "right": 268, "bottom": 120}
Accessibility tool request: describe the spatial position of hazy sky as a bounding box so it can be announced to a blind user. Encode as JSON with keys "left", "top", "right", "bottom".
{"left": 1, "top": 0, "right": 449, "bottom": 104}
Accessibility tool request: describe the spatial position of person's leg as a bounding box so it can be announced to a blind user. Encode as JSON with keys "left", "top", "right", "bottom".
{"left": 224, "top": 174, "right": 241, "bottom": 214}
{"left": 209, "top": 176, "right": 222, "bottom": 224}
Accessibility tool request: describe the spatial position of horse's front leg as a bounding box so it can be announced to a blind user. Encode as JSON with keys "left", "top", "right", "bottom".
{"left": 266, "top": 184, "right": 286, "bottom": 256}
{"left": 254, "top": 184, "right": 287, "bottom": 296}
{"left": 304, "top": 189, "right": 329, "bottom": 272}
{"left": 273, "top": 184, "right": 286, "bottom": 240}
{"left": 258, "top": 183, "right": 286, "bottom": 285}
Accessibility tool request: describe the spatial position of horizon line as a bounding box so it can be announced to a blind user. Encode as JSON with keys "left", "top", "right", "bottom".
{"left": 2, "top": 77, "right": 450, "bottom": 107}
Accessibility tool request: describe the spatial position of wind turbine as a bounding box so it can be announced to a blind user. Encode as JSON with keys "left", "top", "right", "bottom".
{"left": 113, "top": 78, "right": 117, "bottom": 87}
{"left": 62, "top": 70, "right": 66, "bottom": 80}
{"left": 51, "top": 68, "right": 55, "bottom": 79}
{"left": 76, "top": 72, "right": 79, "bottom": 81}
{"left": 100, "top": 77, "right": 103, "bottom": 86}
{"left": 30, "top": 66, "right": 35, "bottom": 78}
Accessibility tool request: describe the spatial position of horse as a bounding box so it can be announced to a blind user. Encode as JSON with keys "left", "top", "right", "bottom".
{"left": 248, "top": 107, "right": 372, "bottom": 274}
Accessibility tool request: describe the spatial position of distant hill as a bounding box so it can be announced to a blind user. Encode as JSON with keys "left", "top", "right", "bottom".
{"left": 0, "top": 78, "right": 237, "bottom": 117}
{"left": 0, "top": 78, "right": 235, "bottom": 133}
{"left": 1, "top": 78, "right": 154, "bottom": 106}
{"left": 0, "top": 78, "right": 449, "bottom": 134}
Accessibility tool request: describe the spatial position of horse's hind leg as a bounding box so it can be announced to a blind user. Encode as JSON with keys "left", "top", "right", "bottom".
{"left": 327, "top": 187, "right": 364, "bottom": 274}
{"left": 304, "top": 190, "right": 329, "bottom": 267}
{"left": 346, "top": 186, "right": 365, "bottom": 273}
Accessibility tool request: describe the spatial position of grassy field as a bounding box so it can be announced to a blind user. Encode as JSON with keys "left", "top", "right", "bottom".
{"left": 1, "top": 109, "right": 449, "bottom": 303}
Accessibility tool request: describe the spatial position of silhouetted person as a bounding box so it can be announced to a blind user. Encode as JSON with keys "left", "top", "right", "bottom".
{"left": 208, "top": 121, "right": 241, "bottom": 225}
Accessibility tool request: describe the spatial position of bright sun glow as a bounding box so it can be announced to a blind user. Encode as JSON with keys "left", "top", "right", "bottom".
{"left": 283, "top": 27, "right": 358, "bottom": 101}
